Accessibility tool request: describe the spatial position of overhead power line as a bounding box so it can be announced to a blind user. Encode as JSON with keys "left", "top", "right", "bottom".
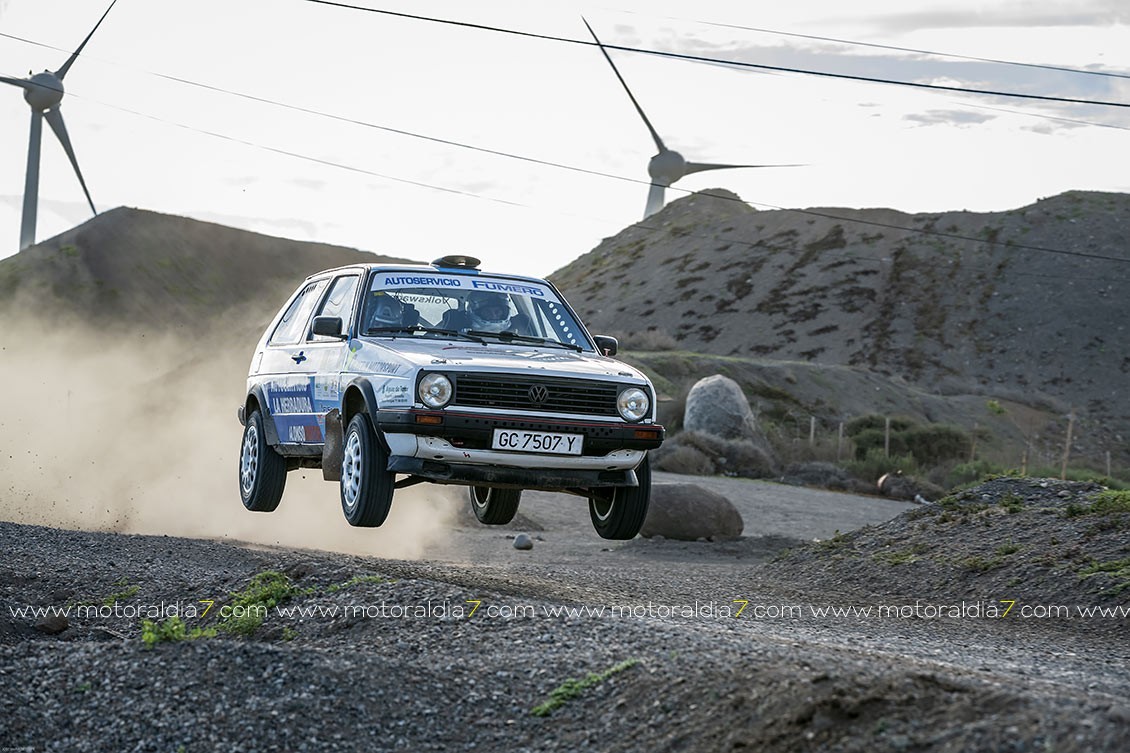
{"left": 1, "top": 14, "right": 1127, "bottom": 271}
{"left": 302, "top": 0, "right": 1130, "bottom": 109}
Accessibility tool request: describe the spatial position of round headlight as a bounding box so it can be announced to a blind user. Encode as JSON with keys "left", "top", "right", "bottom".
{"left": 617, "top": 387, "right": 650, "bottom": 422}
{"left": 418, "top": 373, "right": 453, "bottom": 408}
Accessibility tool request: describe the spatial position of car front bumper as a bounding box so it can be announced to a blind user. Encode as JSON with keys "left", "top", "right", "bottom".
{"left": 375, "top": 408, "right": 662, "bottom": 489}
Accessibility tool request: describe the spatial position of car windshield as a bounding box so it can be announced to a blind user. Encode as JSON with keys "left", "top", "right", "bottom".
{"left": 360, "top": 270, "right": 592, "bottom": 351}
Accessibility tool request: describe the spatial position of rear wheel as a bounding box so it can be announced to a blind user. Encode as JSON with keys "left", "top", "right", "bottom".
{"left": 239, "top": 409, "right": 287, "bottom": 512}
{"left": 469, "top": 486, "right": 522, "bottom": 525}
{"left": 340, "top": 412, "right": 394, "bottom": 527}
{"left": 589, "top": 454, "right": 651, "bottom": 540}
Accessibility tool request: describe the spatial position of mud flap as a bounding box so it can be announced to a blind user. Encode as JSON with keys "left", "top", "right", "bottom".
{"left": 322, "top": 409, "right": 343, "bottom": 481}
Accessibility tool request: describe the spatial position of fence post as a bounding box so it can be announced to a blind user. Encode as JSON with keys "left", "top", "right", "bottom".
{"left": 884, "top": 416, "right": 891, "bottom": 458}
{"left": 1060, "top": 409, "right": 1075, "bottom": 480}
{"left": 837, "top": 422, "right": 844, "bottom": 462}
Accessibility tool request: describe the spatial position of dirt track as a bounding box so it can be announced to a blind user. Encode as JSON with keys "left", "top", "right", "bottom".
{"left": 2, "top": 475, "right": 1127, "bottom": 752}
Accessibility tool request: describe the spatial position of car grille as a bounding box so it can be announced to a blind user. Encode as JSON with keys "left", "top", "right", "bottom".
{"left": 452, "top": 374, "right": 622, "bottom": 417}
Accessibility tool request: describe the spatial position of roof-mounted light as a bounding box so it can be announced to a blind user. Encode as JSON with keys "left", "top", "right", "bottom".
{"left": 432, "top": 255, "right": 481, "bottom": 270}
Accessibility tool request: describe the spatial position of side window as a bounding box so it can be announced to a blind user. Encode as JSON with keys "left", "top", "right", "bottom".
{"left": 268, "top": 279, "right": 327, "bottom": 346}
{"left": 310, "top": 275, "right": 359, "bottom": 341}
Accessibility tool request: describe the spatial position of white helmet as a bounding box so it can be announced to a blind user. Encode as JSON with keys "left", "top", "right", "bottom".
{"left": 468, "top": 292, "right": 510, "bottom": 332}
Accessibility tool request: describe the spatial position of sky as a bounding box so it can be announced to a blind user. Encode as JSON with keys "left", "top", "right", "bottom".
{"left": 0, "top": 0, "right": 1128, "bottom": 278}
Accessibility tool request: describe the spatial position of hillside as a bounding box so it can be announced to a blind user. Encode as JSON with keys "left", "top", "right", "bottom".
{"left": 0, "top": 207, "right": 410, "bottom": 332}
{"left": 551, "top": 189, "right": 1130, "bottom": 467}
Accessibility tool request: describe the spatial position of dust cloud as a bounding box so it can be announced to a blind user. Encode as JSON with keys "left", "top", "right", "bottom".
{"left": 0, "top": 319, "right": 460, "bottom": 559}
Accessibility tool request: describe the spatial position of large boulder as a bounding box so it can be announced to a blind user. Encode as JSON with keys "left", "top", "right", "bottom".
{"left": 641, "top": 483, "right": 744, "bottom": 541}
{"left": 683, "top": 374, "right": 760, "bottom": 442}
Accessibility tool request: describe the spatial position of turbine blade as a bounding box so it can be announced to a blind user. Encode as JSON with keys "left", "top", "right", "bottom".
{"left": 55, "top": 0, "right": 118, "bottom": 80}
{"left": 644, "top": 183, "right": 666, "bottom": 219}
{"left": 683, "top": 161, "right": 805, "bottom": 176}
{"left": 0, "top": 75, "right": 33, "bottom": 91}
{"left": 581, "top": 17, "right": 666, "bottom": 153}
{"left": 43, "top": 107, "right": 96, "bottom": 215}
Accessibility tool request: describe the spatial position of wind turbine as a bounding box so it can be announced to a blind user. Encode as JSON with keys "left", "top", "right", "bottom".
{"left": 582, "top": 18, "right": 798, "bottom": 219}
{"left": 1, "top": 0, "right": 117, "bottom": 250}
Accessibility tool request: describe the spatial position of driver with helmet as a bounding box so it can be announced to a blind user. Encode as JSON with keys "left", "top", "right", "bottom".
{"left": 467, "top": 291, "right": 513, "bottom": 332}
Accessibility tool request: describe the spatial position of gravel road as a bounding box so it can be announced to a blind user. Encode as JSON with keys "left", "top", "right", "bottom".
{"left": 2, "top": 475, "right": 1127, "bottom": 752}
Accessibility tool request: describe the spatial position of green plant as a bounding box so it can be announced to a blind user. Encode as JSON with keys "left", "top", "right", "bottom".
{"left": 101, "top": 578, "right": 140, "bottom": 607}
{"left": 872, "top": 545, "right": 927, "bottom": 565}
{"left": 1092, "top": 491, "right": 1130, "bottom": 514}
{"left": 1078, "top": 558, "right": 1130, "bottom": 593}
{"left": 530, "top": 660, "right": 639, "bottom": 717}
{"left": 1001, "top": 494, "right": 1025, "bottom": 514}
{"left": 995, "top": 541, "right": 1021, "bottom": 557}
{"left": 141, "top": 616, "right": 216, "bottom": 647}
{"left": 844, "top": 448, "right": 919, "bottom": 484}
{"left": 218, "top": 571, "right": 310, "bottom": 637}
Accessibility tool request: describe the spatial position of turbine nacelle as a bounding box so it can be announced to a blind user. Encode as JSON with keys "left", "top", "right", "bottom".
{"left": 23, "top": 72, "right": 64, "bottom": 111}
{"left": 647, "top": 150, "right": 685, "bottom": 186}
{"left": 583, "top": 17, "right": 801, "bottom": 220}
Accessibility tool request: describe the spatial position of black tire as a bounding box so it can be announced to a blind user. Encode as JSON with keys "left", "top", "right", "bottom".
{"left": 340, "top": 412, "right": 394, "bottom": 527}
{"left": 469, "top": 486, "right": 522, "bottom": 525}
{"left": 588, "top": 454, "right": 651, "bottom": 540}
{"left": 239, "top": 409, "right": 287, "bottom": 512}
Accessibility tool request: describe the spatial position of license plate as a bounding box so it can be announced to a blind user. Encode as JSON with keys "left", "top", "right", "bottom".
{"left": 491, "top": 429, "right": 583, "bottom": 455}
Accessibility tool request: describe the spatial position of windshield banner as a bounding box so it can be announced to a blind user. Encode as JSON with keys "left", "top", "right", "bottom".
{"left": 373, "top": 273, "right": 558, "bottom": 302}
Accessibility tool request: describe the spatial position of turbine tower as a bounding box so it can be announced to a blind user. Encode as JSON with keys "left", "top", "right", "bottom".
{"left": 582, "top": 18, "right": 797, "bottom": 219}
{"left": 1, "top": 0, "right": 117, "bottom": 250}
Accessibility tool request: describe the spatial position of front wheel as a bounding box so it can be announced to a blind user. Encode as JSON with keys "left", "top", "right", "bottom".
{"left": 340, "top": 413, "right": 394, "bottom": 527}
{"left": 239, "top": 409, "right": 287, "bottom": 512}
{"left": 588, "top": 454, "right": 651, "bottom": 540}
{"left": 469, "top": 486, "right": 522, "bottom": 525}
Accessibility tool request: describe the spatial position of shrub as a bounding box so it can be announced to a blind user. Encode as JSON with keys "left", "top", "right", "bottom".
{"left": 652, "top": 444, "right": 715, "bottom": 476}
{"left": 845, "top": 449, "right": 919, "bottom": 485}
{"left": 651, "top": 431, "right": 774, "bottom": 478}
{"left": 904, "top": 424, "right": 971, "bottom": 466}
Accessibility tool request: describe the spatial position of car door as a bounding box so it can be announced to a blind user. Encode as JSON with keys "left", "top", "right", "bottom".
{"left": 305, "top": 272, "right": 362, "bottom": 440}
{"left": 258, "top": 277, "right": 330, "bottom": 446}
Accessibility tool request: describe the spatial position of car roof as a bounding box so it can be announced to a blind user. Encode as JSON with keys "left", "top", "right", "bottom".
{"left": 302, "top": 261, "right": 550, "bottom": 287}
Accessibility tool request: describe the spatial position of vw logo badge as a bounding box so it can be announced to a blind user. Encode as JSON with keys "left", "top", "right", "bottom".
{"left": 528, "top": 384, "right": 549, "bottom": 405}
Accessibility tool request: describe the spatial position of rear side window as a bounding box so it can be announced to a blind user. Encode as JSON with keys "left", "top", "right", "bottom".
{"left": 269, "top": 279, "right": 328, "bottom": 346}
{"left": 309, "top": 275, "right": 360, "bottom": 340}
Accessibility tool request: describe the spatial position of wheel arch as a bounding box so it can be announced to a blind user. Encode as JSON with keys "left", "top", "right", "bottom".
{"left": 342, "top": 378, "right": 380, "bottom": 426}
{"left": 244, "top": 386, "right": 281, "bottom": 447}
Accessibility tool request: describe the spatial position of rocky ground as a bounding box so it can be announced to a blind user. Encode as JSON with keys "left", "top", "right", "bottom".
{"left": 2, "top": 476, "right": 1128, "bottom": 752}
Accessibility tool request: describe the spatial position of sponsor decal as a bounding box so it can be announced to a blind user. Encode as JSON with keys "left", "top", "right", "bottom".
{"left": 314, "top": 377, "right": 340, "bottom": 402}
{"left": 357, "top": 360, "right": 403, "bottom": 375}
{"left": 379, "top": 382, "right": 412, "bottom": 406}
{"left": 286, "top": 424, "right": 323, "bottom": 443}
{"left": 380, "top": 275, "right": 464, "bottom": 288}
{"left": 470, "top": 280, "right": 548, "bottom": 297}
{"left": 273, "top": 395, "right": 313, "bottom": 414}
{"left": 266, "top": 379, "right": 314, "bottom": 414}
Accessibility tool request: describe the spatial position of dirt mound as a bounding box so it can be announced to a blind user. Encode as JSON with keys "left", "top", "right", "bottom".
{"left": 766, "top": 477, "right": 1130, "bottom": 617}
{"left": 0, "top": 206, "right": 410, "bottom": 331}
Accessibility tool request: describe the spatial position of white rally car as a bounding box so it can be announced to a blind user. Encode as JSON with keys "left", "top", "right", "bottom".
{"left": 237, "top": 256, "right": 664, "bottom": 539}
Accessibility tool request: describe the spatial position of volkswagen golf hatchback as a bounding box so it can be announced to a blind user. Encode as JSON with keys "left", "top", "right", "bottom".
{"left": 237, "top": 256, "right": 664, "bottom": 539}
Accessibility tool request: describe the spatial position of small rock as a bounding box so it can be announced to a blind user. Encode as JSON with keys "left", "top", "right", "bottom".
{"left": 36, "top": 614, "right": 69, "bottom": 635}
{"left": 513, "top": 533, "right": 533, "bottom": 551}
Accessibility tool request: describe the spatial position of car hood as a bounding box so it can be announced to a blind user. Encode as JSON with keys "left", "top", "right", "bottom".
{"left": 351, "top": 336, "right": 649, "bottom": 383}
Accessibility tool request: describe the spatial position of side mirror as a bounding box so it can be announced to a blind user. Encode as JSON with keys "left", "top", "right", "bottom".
{"left": 593, "top": 335, "right": 618, "bottom": 357}
{"left": 311, "top": 316, "right": 346, "bottom": 339}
